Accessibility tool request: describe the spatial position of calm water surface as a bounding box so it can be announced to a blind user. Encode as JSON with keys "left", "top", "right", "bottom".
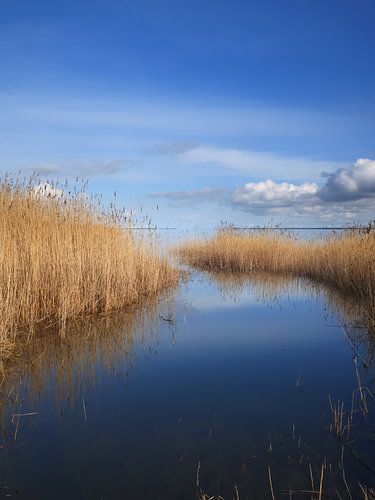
{"left": 1, "top": 271, "right": 374, "bottom": 499}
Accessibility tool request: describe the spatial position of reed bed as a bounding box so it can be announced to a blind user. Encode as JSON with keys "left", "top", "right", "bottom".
{"left": 177, "top": 227, "right": 375, "bottom": 326}
{"left": 0, "top": 176, "right": 180, "bottom": 362}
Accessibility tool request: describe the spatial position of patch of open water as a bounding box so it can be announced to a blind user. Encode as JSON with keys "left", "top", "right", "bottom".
{"left": 0, "top": 271, "right": 374, "bottom": 499}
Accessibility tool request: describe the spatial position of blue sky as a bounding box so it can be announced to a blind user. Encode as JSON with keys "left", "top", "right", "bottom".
{"left": 1, "top": 0, "right": 375, "bottom": 228}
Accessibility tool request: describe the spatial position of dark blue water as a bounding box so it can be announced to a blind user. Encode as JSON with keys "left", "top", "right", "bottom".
{"left": 1, "top": 272, "right": 374, "bottom": 499}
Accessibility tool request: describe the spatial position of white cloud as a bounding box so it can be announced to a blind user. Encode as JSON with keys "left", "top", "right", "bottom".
{"left": 33, "top": 182, "right": 65, "bottom": 199}
{"left": 319, "top": 158, "right": 375, "bottom": 201}
{"left": 229, "top": 160, "right": 375, "bottom": 220}
{"left": 164, "top": 144, "right": 336, "bottom": 181}
{"left": 231, "top": 179, "right": 318, "bottom": 210}
{"left": 154, "top": 158, "right": 375, "bottom": 223}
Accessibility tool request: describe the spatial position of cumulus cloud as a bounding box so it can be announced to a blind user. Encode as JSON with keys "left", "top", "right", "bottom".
{"left": 154, "top": 158, "right": 375, "bottom": 222}
{"left": 230, "top": 181, "right": 375, "bottom": 220}
{"left": 231, "top": 179, "right": 318, "bottom": 211}
{"left": 229, "top": 159, "right": 375, "bottom": 219}
{"left": 318, "top": 158, "right": 375, "bottom": 202}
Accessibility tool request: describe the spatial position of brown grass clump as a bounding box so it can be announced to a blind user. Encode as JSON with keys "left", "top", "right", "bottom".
{"left": 177, "top": 227, "right": 375, "bottom": 326}
{"left": 0, "top": 175, "right": 180, "bottom": 362}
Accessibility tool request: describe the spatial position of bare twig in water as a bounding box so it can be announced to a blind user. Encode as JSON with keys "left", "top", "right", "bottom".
{"left": 309, "top": 463, "right": 315, "bottom": 493}
{"left": 353, "top": 356, "right": 370, "bottom": 415}
{"left": 358, "top": 483, "right": 375, "bottom": 500}
{"left": 343, "top": 331, "right": 369, "bottom": 368}
{"left": 159, "top": 313, "right": 175, "bottom": 324}
{"left": 196, "top": 461, "right": 201, "bottom": 489}
{"left": 27, "top": 350, "right": 45, "bottom": 369}
{"left": 328, "top": 396, "right": 354, "bottom": 440}
{"left": 82, "top": 396, "right": 87, "bottom": 421}
{"left": 318, "top": 464, "right": 324, "bottom": 500}
{"left": 234, "top": 483, "right": 240, "bottom": 500}
{"left": 13, "top": 401, "right": 23, "bottom": 441}
{"left": 349, "top": 448, "right": 375, "bottom": 474}
{"left": 268, "top": 465, "right": 276, "bottom": 500}
{"left": 12, "top": 412, "right": 39, "bottom": 418}
{"left": 342, "top": 468, "right": 353, "bottom": 500}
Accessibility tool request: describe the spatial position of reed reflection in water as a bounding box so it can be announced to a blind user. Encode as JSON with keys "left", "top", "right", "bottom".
{"left": 207, "top": 269, "right": 375, "bottom": 367}
{"left": 0, "top": 288, "right": 177, "bottom": 421}
{"left": 191, "top": 270, "right": 375, "bottom": 498}
{"left": 0, "top": 271, "right": 374, "bottom": 499}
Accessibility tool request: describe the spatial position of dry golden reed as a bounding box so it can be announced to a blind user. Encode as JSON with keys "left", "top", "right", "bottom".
{"left": 0, "top": 175, "right": 179, "bottom": 360}
{"left": 178, "top": 227, "right": 375, "bottom": 325}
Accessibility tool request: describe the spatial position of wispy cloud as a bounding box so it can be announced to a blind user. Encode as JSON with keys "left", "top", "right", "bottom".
{"left": 158, "top": 143, "right": 338, "bottom": 181}
{"left": 2, "top": 92, "right": 350, "bottom": 139}
{"left": 152, "top": 187, "right": 224, "bottom": 202}
{"left": 153, "top": 142, "right": 198, "bottom": 155}
{"left": 25, "top": 159, "right": 134, "bottom": 178}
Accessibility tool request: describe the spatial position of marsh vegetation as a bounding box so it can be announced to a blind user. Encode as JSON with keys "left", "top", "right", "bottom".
{"left": 1, "top": 182, "right": 375, "bottom": 498}
{"left": 177, "top": 226, "right": 375, "bottom": 329}
{"left": 0, "top": 176, "right": 180, "bottom": 363}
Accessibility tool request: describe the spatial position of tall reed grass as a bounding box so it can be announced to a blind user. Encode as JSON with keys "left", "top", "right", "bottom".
{"left": 0, "top": 176, "right": 180, "bottom": 361}
{"left": 178, "top": 227, "right": 375, "bottom": 327}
